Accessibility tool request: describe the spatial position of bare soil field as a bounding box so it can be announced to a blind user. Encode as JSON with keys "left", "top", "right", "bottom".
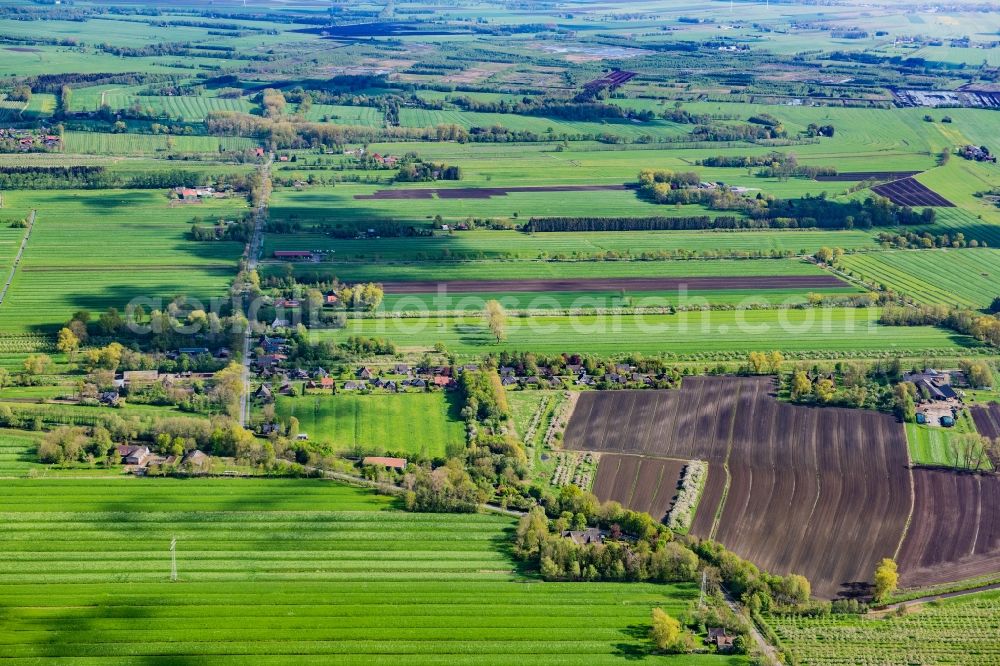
{"left": 898, "top": 469, "right": 1000, "bottom": 588}
{"left": 565, "top": 376, "right": 913, "bottom": 598}
{"left": 591, "top": 454, "right": 686, "bottom": 521}
{"left": 355, "top": 184, "right": 627, "bottom": 200}
{"left": 871, "top": 177, "right": 954, "bottom": 207}
{"left": 379, "top": 275, "right": 849, "bottom": 293}
{"left": 970, "top": 403, "right": 1000, "bottom": 439}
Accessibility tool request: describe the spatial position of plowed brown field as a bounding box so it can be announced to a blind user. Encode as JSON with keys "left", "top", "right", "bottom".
{"left": 898, "top": 469, "right": 1000, "bottom": 588}
{"left": 565, "top": 376, "right": 913, "bottom": 598}
{"left": 592, "top": 454, "right": 686, "bottom": 521}
{"left": 971, "top": 403, "right": 1000, "bottom": 439}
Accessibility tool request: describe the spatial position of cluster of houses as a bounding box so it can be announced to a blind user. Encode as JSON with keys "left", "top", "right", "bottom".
{"left": 272, "top": 250, "right": 321, "bottom": 262}
{"left": 903, "top": 369, "right": 964, "bottom": 427}
{"left": 958, "top": 144, "right": 996, "bottom": 163}
{"left": 0, "top": 129, "right": 60, "bottom": 151}
{"left": 116, "top": 444, "right": 210, "bottom": 474}
{"left": 344, "top": 147, "right": 399, "bottom": 167}
{"left": 253, "top": 350, "right": 671, "bottom": 398}
{"left": 506, "top": 362, "right": 663, "bottom": 389}
{"left": 96, "top": 363, "right": 223, "bottom": 407}
{"left": 253, "top": 361, "right": 465, "bottom": 401}
{"left": 173, "top": 186, "right": 220, "bottom": 200}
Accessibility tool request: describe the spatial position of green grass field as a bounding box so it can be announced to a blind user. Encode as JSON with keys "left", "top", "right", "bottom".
{"left": 841, "top": 249, "right": 1000, "bottom": 308}
{"left": 0, "top": 429, "right": 42, "bottom": 477}
{"left": 770, "top": 589, "right": 1000, "bottom": 665}
{"left": 265, "top": 229, "right": 880, "bottom": 261}
{"left": 378, "top": 287, "right": 862, "bottom": 312}
{"left": 905, "top": 416, "right": 991, "bottom": 470}
{"left": 63, "top": 132, "right": 257, "bottom": 156}
{"left": 0, "top": 189, "right": 246, "bottom": 333}
{"left": 272, "top": 392, "right": 465, "bottom": 457}
{"left": 275, "top": 258, "right": 828, "bottom": 283}
{"left": 309, "top": 308, "right": 977, "bottom": 357}
{"left": 0, "top": 478, "right": 745, "bottom": 665}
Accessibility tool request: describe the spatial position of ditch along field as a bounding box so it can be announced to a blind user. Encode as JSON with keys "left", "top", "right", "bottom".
{"left": 311, "top": 308, "right": 978, "bottom": 359}
{"left": 590, "top": 454, "right": 686, "bottom": 522}
{"left": 0, "top": 478, "right": 746, "bottom": 665}
{"left": 770, "top": 588, "right": 1000, "bottom": 666}
{"left": 564, "top": 376, "right": 912, "bottom": 599}
{"left": 272, "top": 392, "right": 465, "bottom": 457}
{"left": 566, "top": 377, "right": 1000, "bottom": 597}
{"left": 840, "top": 249, "right": 1000, "bottom": 309}
{"left": 0, "top": 189, "right": 246, "bottom": 334}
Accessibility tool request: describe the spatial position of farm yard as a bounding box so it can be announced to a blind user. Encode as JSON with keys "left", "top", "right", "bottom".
{"left": 272, "top": 392, "right": 465, "bottom": 457}
{"left": 563, "top": 377, "right": 913, "bottom": 598}
{"left": 0, "top": 478, "right": 746, "bottom": 665}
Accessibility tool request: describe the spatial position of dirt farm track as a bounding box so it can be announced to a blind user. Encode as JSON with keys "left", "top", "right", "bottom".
{"left": 564, "top": 377, "right": 1000, "bottom": 598}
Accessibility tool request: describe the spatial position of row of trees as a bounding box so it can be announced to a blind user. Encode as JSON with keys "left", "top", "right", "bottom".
{"left": 881, "top": 304, "right": 1000, "bottom": 348}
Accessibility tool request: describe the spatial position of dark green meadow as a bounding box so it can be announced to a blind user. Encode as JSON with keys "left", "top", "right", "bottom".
{"left": 0, "top": 478, "right": 745, "bottom": 665}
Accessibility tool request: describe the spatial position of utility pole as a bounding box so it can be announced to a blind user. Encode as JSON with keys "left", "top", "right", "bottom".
{"left": 170, "top": 537, "right": 177, "bottom": 582}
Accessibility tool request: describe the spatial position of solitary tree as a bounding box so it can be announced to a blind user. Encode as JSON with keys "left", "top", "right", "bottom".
{"left": 873, "top": 558, "right": 898, "bottom": 603}
{"left": 56, "top": 327, "right": 80, "bottom": 359}
{"left": 484, "top": 300, "right": 507, "bottom": 343}
{"left": 649, "top": 608, "right": 689, "bottom": 653}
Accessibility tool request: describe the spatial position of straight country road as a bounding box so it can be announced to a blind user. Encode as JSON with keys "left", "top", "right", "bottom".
{"left": 239, "top": 156, "right": 272, "bottom": 427}
{"left": 0, "top": 209, "right": 35, "bottom": 307}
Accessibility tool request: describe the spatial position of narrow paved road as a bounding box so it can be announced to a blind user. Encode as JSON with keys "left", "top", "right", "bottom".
{"left": 239, "top": 156, "right": 272, "bottom": 427}
{"left": 721, "top": 588, "right": 780, "bottom": 666}
{"left": 0, "top": 209, "right": 35, "bottom": 307}
{"left": 879, "top": 581, "right": 1000, "bottom": 612}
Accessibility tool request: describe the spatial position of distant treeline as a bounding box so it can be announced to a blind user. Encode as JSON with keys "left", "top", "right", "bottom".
{"left": 23, "top": 72, "right": 174, "bottom": 94}
{"left": 527, "top": 216, "right": 745, "bottom": 232}
{"left": 0, "top": 166, "right": 248, "bottom": 191}
{"left": 699, "top": 152, "right": 837, "bottom": 179}
{"left": 446, "top": 96, "right": 654, "bottom": 122}
{"left": 529, "top": 195, "right": 935, "bottom": 232}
